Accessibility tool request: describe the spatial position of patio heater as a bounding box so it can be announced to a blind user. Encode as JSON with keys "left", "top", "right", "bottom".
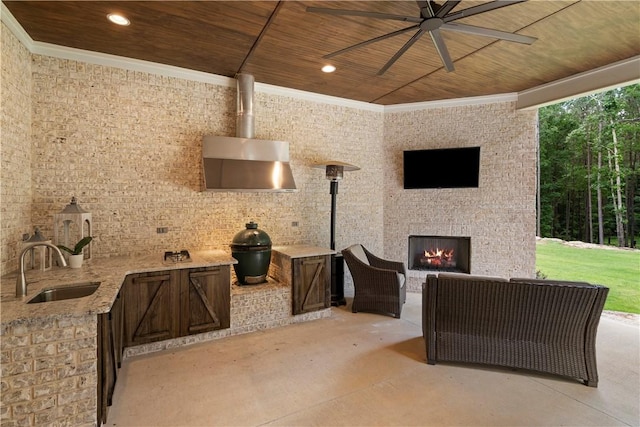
{"left": 315, "top": 161, "right": 360, "bottom": 306}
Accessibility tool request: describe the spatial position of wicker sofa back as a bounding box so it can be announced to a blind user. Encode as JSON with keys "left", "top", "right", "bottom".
{"left": 422, "top": 273, "right": 609, "bottom": 386}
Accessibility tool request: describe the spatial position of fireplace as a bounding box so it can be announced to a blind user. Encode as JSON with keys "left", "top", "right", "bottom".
{"left": 408, "top": 235, "right": 471, "bottom": 273}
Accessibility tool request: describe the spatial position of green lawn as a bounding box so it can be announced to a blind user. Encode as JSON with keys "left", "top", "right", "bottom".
{"left": 536, "top": 240, "right": 640, "bottom": 314}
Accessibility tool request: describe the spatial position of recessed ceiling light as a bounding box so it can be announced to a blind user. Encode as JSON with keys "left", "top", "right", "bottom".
{"left": 321, "top": 65, "right": 336, "bottom": 73}
{"left": 107, "top": 13, "right": 130, "bottom": 26}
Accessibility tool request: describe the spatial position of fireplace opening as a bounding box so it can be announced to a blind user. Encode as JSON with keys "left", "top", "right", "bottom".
{"left": 408, "top": 236, "right": 470, "bottom": 273}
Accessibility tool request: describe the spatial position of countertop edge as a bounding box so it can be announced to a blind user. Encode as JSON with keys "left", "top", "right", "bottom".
{"left": 272, "top": 245, "right": 336, "bottom": 258}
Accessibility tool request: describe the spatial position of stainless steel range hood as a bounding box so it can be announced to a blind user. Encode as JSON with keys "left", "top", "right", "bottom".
{"left": 202, "top": 74, "right": 296, "bottom": 192}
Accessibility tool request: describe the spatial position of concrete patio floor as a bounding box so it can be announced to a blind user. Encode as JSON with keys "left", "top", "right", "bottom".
{"left": 106, "top": 292, "right": 640, "bottom": 426}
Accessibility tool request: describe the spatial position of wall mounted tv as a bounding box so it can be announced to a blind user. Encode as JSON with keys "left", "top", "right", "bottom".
{"left": 403, "top": 146, "right": 480, "bottom": 189}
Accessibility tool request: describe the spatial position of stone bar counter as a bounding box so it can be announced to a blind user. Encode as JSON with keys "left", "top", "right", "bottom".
{"left": 0, "top": 246, "right": 333, "bottom": 426}
{"left": 1, "top": 251, "right": 236, "bottom": 324}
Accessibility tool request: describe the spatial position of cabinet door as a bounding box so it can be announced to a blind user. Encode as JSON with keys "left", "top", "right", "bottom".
{"left": 123, "top": 271, "right": 180, "bottom": 347}
{"left": 292, "top": 256, "right": 331, "bottom": 315}
{"left": 111, "top": 290, "right": 125, "bottom": 369}
{"left": 97, "top": 313, "right": 110, "bottom": 425}
{"left": 180, "top": 267, "right": 230, "bottom": 335}
{"left": 98, "top": 288, "right": 125, "bottom": 425}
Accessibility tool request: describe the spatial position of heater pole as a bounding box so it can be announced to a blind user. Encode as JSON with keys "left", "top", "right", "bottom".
{"left": 329, "top": 180, "right": 338, "bottom": 250}
{"left": 315, "top": 161, "right": 358, "bottom": 308}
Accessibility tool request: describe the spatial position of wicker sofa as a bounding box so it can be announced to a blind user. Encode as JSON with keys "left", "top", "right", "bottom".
{"left": 422, "top": 273, "right": 609, "bottom": 387}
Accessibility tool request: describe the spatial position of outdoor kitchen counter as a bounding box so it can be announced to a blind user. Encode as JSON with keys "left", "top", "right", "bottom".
{"left": 271, "top": 245, "right": 335, "bottom": 258}
{"left": 0, "top": 250, "right": 237, "bottom": 325}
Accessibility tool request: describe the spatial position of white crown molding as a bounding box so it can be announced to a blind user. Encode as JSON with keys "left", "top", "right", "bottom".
{"left": 1, "top": 2, "right": 34, "bottom": 50}
{"left": 517, "top": 56, "right": 640, "bottom": 110}
{"left": 32, "top": 39, "right": 385, "bottom": 111}
{"left": 33, "top": 42, "right": 236, "bottom": 88}
{"left": 384, "top": 93, "right": 519, "bottom": 113}
{"left": 255, "top": 81, "right": 384, "bottom": 112}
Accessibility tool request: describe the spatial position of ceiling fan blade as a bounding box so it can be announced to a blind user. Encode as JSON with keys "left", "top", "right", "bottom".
{"left": 429, "top": 28, "right": 455, "bottom": 72}
{"left": 416, "top": 0, "right": 430, "bottom": 10}
{"left": 417, "top": 1, "right": 436, "bottom": 18}
{"left": 324, "top": 26, "right": 419, "bottom": 59}
{"left": 444, "top": 0, "right": 527, "bottom": 22}
{"left": 442, "top": 22, "right": 536, "bottom": 44}
{"left": 435, "top": 0, "right": 461, "bottom": 18}
{"left": 306, "top": 7, "right": 421, "bottom": 23}
{"left": 377, "top": 30, "right": 427, "bottom": 75}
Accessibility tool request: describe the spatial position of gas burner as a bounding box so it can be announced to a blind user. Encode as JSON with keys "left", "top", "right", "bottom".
{"left": 163, "top": 250, "right": 192, "bottom": 263}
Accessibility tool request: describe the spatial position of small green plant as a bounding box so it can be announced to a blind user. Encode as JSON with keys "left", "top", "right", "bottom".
{"left": 58, "top": 236, "right": 92, "bottom": 255}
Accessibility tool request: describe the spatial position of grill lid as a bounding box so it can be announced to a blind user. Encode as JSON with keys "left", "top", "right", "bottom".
{"left": 231, "top": 222, "right": 272, "bottom": 247}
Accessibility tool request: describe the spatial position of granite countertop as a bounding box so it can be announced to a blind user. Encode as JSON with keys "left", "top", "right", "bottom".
{"left": 271, "top": 245, "right": 335, "bottom": 259}
{"left": 0, "top": 250, "right": 237, "bottom": 325}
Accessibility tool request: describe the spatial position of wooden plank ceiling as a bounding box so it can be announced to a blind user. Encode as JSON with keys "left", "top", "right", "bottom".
{"left": 4, "top": 1, "right": 640, "bottom": 105}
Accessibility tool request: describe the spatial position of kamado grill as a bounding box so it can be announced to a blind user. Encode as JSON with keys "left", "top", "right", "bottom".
{"left": 230, "top": 222, "right": 272, "bottom": 285}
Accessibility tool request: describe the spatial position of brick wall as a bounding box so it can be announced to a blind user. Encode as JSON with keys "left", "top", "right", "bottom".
{"left": 0, "top": 315, "right": 97, "bottom": 426}
{"left": 383, "top": 104, "right": 538, "bottom": 291}
{"left": 0, "top": 21, "right": 385, "bottom": 276}
{"left": 26, "top": 57, "right": 385, "bottom": 266}
{"left": 1, "top": 21, "right": 539, "bottom": 286}
{"left": 0, "top": 24, "right": 33, "bottom": 275}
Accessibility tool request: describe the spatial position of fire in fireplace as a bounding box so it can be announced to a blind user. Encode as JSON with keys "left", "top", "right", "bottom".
{"left": 408, "top": 236, "right": 470, "bottom": 273}
{"left": 422, "top": 247, "right": 455, "bottom": 268}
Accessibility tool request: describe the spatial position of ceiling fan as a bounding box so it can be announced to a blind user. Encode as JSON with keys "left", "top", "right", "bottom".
{"left": 307, "top": 0, "right": 537, "bottom": 74}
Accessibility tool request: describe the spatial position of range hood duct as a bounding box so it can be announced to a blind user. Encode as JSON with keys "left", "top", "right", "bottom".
{"left": 202, "top": 74, "right": 296, "bottom": 192}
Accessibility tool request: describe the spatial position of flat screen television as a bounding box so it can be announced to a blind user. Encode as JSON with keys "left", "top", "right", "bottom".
{"left": 403, "top": 146, "right": 480, "bottom": 189}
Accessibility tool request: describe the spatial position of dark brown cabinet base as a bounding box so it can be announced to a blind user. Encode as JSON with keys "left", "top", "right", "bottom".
{"left": 123, "top": 266, "right": 231, "bottom": 348}
{"left": 98, "top": 289, "right": 124, "bottom": 425}
{"left": 100, "top": 265, "right": 230, "bottom": 424}
{"left": 181, "top": 267, "right": 231, "bottom": 334}
{"left": 292, "top": 255, "right": 331, "bottom": 315}
{"left": 123, "top": 271, "right": 179, "bottom": 346}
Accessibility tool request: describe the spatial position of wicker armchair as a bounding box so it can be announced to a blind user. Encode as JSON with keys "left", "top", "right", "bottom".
{"left": 342, "top": 244, "right": 406, "bottom": 318}
{"left": 423, "top": 273, "right": 609, "bottom": 386}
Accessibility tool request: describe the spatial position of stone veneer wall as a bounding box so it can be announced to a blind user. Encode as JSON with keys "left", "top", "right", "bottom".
{"left": 383, "top": 103, "right": 538, "bottom": 291}
{"left": 0, "top": 23, "right": 385, "bottom": 276}
{"left": 0, "top": 315, "right": 98, "bottom": 426}
{"left": 1, "top": 20, "right": 541, "bottom": 283}
{"left": 1, "top": 21, "right": 539, "bottom": 288}
{"left": 0, "top": 24, "right": 33, "bottom": 275}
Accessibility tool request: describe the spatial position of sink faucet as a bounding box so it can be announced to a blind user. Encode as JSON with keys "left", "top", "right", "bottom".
{"left": 16, "top": 243, "right": 68, "bottom": 298}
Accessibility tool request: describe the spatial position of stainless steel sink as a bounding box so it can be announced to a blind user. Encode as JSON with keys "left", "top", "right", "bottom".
{"left": 27, "top": 282, "right": 100, "bottom": 304}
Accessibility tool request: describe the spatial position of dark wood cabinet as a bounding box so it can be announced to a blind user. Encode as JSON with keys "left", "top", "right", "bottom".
{"left": 111, "top": 288, "right": 125, "bottom": 369}
{"left": 180, "top": 267, "right": 230, "bottom": 335}
{"left": 292, "top": 255, "right": 331, "bottom": 315}
{"left": 98, "top": 289, "right": 124, "bottom": 425}
{"left": 123, "top": 266, "right": 230, "bottom": 348}
{"left": 99, "top": 265, "right": 229, "bottom": 424}
{"left": 123, "top": 271, "right": 180, "bottom": 347}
